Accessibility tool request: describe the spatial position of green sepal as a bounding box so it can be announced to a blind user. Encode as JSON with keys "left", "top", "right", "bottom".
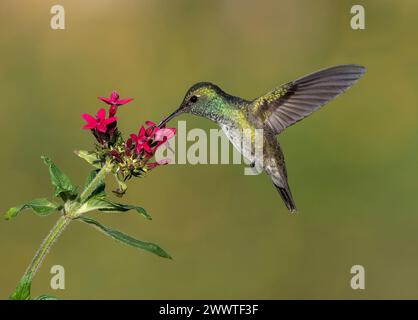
{"left": 77, "top": 197, "right": 151, "bottom": 220}
{"left": 41, "top": 156, "right": 77, "bottom": 200}
{"left": 84, "top": 169, "right": 106, "bottom": 200}
{"left": 78, "top": 216, "right": 171, "bottom": 259}
{"left": 4, "top": 198, "right": 61, "bottom": 220}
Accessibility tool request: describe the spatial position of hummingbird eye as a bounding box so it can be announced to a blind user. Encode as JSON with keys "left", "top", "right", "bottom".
{"left": 190, "top": 95, "right": 198, "bottom": 103}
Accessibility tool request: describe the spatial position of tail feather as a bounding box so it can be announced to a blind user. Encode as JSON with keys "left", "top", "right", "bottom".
{"left": 273, "top": 182, "right": 297, "bottom": 213}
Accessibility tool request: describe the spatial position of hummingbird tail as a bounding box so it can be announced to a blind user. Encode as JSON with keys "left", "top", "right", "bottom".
{"left": 274, "top": 183, "right": 297, "bottom": 213}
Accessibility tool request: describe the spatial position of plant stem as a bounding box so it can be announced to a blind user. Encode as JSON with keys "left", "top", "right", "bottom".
{"left": 78, "top": 160, "right": 112, "bottom": 204}
{"left": 24, "top": 215, "right": 70, "bottom": 282}
{"left": 14, "top": 161, "right": 113, "bottom": 296}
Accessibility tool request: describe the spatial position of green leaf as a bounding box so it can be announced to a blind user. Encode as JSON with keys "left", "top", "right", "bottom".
{"left": 77, "top": 197, "right": 151, "bottom": 220}
{"left": 79, "top": 216, "right": 171, "bottom": 259}
{"left": 33, "top": 294, "right": 58, "bottom": 300}
{"left": 5, "top": 198, "right": 60, "bottom": 220}
{"left": 84, "top": 170, "right": 106, "bottom": 200}
{"left": 74, "top": 150, "right": 102, "bottom": 169}
{"left": 99, "top": 200, "right": 151, "bottom": 220}
{"left": 9, "top": 273, "right": 32, "bottom": 300}
{"left": 41, "top": 156, "right": 77, "bottom": 200}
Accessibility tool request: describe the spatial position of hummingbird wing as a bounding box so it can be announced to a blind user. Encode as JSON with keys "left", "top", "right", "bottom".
{"left": 251, "top": 64, "right": 366, "bottom": 135}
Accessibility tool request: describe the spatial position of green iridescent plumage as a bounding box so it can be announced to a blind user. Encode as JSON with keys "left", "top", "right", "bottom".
{"left": 159, "top": 65, "right": 366, "bottom": 212}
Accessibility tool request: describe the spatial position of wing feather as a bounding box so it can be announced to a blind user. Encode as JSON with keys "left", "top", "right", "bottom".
{"left": 251, "top": 64, "right": 366, "bottom": 134}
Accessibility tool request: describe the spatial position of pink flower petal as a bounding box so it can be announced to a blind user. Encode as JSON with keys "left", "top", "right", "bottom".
{"left": 97, "top": 123, "right": 107, "bottom": 133}
{"left": 82, "top": 123, "right": 96, "bottom": 130}
{"left": 98, "top": 97, "right": 112, "bottom": 105}
{"left": 97, "top": 108, "right": 106, "bottom": 120}
{"left": 154, "top": 136, "right": 168, "bottom": 149}
{"left": 117, "top": 98, "right": 133, "bottom": 105}
{"left": 110, "top": 91, "right": 119, "bottom": 101}
{"left": 145, "top": 120, "right": 156, "bottom": 126}
{"left": 104, "top": 116, "right": 117, "bottom": 125}
{"left": 146, "top": 126, "right": 156, "bottom": 136}
{"left": 155, "top": 128, "right": 175, "bottom": 141}
{"left": 82, "top": 113, "right": 96, "bottom": 124}
{"left": 143, "top": 143, "right": 153, "bottom": 154}
{"left": 135, "top": 144, "right": 143, "bottom": 154}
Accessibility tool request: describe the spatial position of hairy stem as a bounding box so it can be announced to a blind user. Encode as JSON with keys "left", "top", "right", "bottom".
{"left": 78, "top": 161, "right": 112, "bottom": 204}
{"left": 12, "top": 162, "right": 113, "bottom": 298}
{"left": 24, "top": 215, "right": 70, "bottom": 281}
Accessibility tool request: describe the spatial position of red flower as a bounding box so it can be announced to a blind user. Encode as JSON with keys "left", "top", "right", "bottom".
{"left": 130, "top": 126, "right": 152, "bottom": 154}
{"left": 155, "top": 127, "right": 176, "bottom": 143}
{"left": 82, "top": 108, "right": 117, "bottom": 133}
{"left": 128, "top": 121, "right": 176, "bottom": 157}
{"left": 98, "top": 91, "right": 133, "bottom": 116}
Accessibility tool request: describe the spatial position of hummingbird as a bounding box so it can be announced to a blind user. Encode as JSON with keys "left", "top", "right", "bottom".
{"left": 159, "top": 65, "right": 366, "bottom": 213}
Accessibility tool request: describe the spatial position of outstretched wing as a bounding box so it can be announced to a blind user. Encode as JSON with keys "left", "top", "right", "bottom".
{"left": 251, "top": 64, "right": 366, "bottom": 134}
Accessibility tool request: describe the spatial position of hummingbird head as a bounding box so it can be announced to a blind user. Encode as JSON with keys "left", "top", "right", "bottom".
{"left": 159, "top": 82, "right": 226, "bottom": 127}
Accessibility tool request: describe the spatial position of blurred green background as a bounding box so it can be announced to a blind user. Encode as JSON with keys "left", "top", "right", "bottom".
{"left": 1, "top": 0, "right": 418, "bottom": 299}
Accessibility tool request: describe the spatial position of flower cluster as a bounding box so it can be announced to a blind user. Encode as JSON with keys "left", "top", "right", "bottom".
{"left": 81, "top": 91, "right": 176, "bottom": 195}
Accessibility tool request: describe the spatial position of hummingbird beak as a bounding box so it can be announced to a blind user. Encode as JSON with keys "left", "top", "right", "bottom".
{"left": 158, "top": 107, "right": 183, "bottom": 128}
